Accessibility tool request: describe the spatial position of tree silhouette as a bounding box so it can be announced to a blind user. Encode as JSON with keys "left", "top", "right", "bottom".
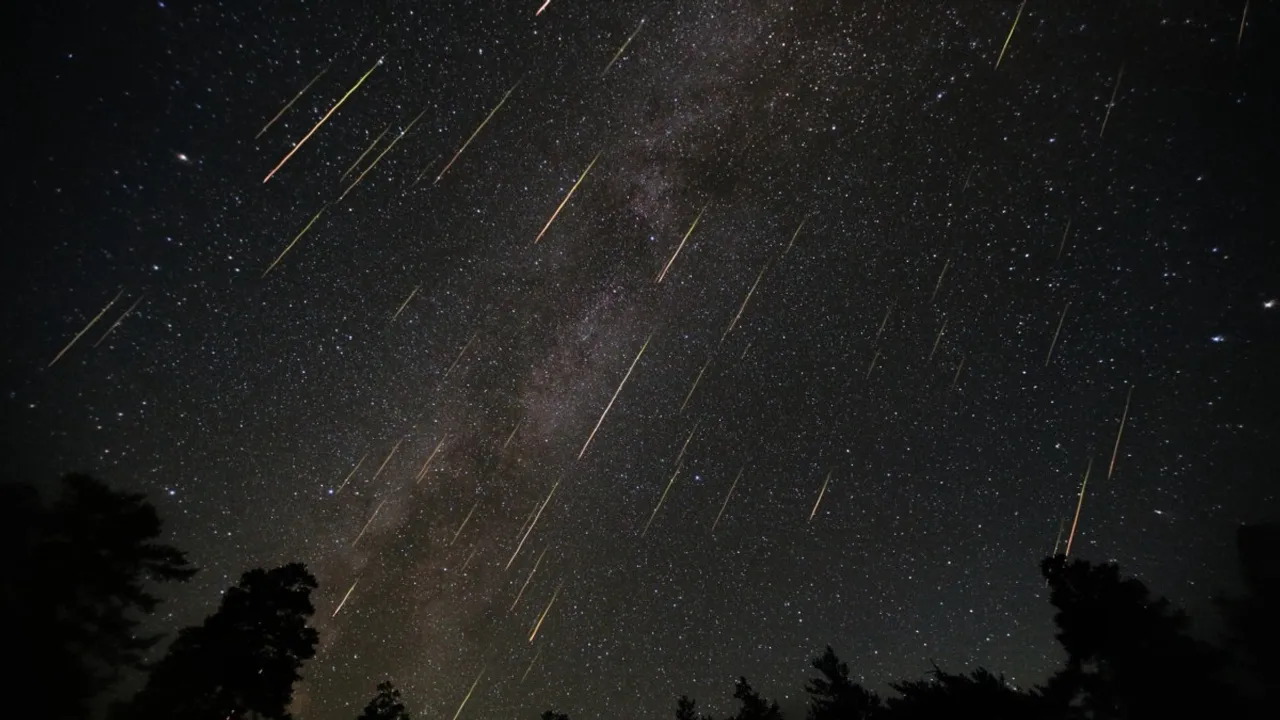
{"left": 884, "top": 666, "right": 1052, "bottom": 720}
{"left": 731, "top": 677, "right": 784, "bottom": 720}
{"left": 1041, "top": 555, "right": 1236, "bottom": 719}
{"left": 112, "top": 562, "right": 320, "bottom": 720}
{"left": 1218, "top": 522, "right": 1280, "bottom": 717}
{"left": 676, "top": 695, "right": 706, "bottom": 720}
{"left": 540, "top": 712, "right": 571, "bottom": 720}
{"left": 805, "top": 646, "right": 881, "bottom": 720}
{"left": 358, "top": 681, "right": 410, "bottom": 720}
{"left": 1, "top": 475, "right": 197, "bottom": 720}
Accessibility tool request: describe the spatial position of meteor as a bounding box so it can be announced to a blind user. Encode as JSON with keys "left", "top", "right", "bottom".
{"left": 529, "top": 581, "right": 563, "bottom": 642}
{"left": 784, "top": 215, "right": 809, "bottom": 255}
{"left": 929, "top": 259, "right": 951, "bottom": 304}
{"left": 257, "top": 62, "right": 331, "bottom": 140}
{"left": 866, "top": 350, "right": 880, "bottom": 379}
{"left": 510, "top": 545, "right": 548, "bottom": 612}
{"left": 1056, "top": 216, "right": 1072, "bottom": 261}
{"left": 331, "top": 576, "right": 359, "bottom": 618}
{"left": 391, "top": 284, "right": 421, "bottom": 322}
{"left": 435, "top": 77, "right": 523, "bottom": 185}
{"left": 534, "top": 152, "right": 602, "bottom": 244}
{"left": 535, "top": 0, "right": 552, "bottom": 16}
{"left": 579, "top": 333, "right": 653, "bottom": 459}
{"left": 369, "top": 438, "right": 403, "bottom": 486}
{"left": 875, "top": 303, "right": 893, "bottom": 342}
{"left": 1099, "top": 62, "right": 1125, "bottom": 139}
{"left": 721, "top": 259, "right": 769, "bottom": 342}
{"left": 680, "top": 357, "right": 712, "bottom": 413}
{"left": 1239, "top": 0, "right": 1250, "bottom": 49}
{"left": 809, "top": 470, "right": 832, "bottom": 522}
{"left": 949, "top": 356, "right": 966, "bottom": 391}
{"left": 335, "top": 453, "right": 368, "bottom": 494}
{"left": 642, "top": 465, "right": 681, "bottom": 537}
{"left": 673, "top": 421, "right": 699, "bottom": 469}
{"left": 452, "top": 500, "right": 479, "bottom": 546}
{"left": 507, "top": 479, "right": 559, "bottom": 570}
{"left": 1107, "top": 386, "right": 1134, "bottom": 480}
{"left": 1064, "top": 458, "right": 1093, "bottom": 557}
{"left": 415, "top": 436, "right": 448, "bottom": 484}
{"left": 340, "top": 107, "right": 428, "bottom": 201}
{"left": 1051, "top": 518, "right": 1066, "bottom": 557}
{"left": 1045, "top": 302, "right": 1070, "bottom": 367}
{"left": 449, "top": 666, "right": 486, "bottom": 720}
{"left": 656, "top": 204, "right": 708, "bottom": 283}
{"left": 460, "top": 545, "right": 480, "bottom": 572}
{"left": 711, "top": 468, "right": 742, "bottom": 533}
{"left": 352, "top": 496, "right": 389, "bottom": 547}
{"left": 928, "top": 317, "right": 948, "bottom": 362}
{"left": 49, "top": 288, "right": 124, "bottom": 368}
{"left": 503, "top": 418, "right": 523, "bottom": 449}
{"left": 444, "top": 334, "right": 477, "bottom": 379}
{"left": 520, "top": 648, "right": 542, "bottom": 683}
{"left": 264, "top": 56, "right": 383, "bottom": 183}
{"left": 601, "top": 18, "right": 645, "bottom": 77}
{"left": 994, "top": 0, "right": 1027, "bottom": 70}
{"left": 262, "top": 204, "right": 330, "bottom": 278}
{"left": 93, "top": 292, "right": 146, "bottom": 347}
{"left": 341, "top": 122, "right": 392, "bottom": 180}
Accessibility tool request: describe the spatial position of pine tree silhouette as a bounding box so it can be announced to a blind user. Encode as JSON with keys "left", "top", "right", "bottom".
{"left": 540, "top": 711, "right": 571, "bottom": 720}
{"left": 1217, "top": 522, "right": 1280, "bottom": 718}
{"left": 676, "top": 695, "right": 706, "bottom": 720}
{"left": 111, "top": 562, "right": 320, "bottom": 720}
{"left": 358, "top": 681, "right": 410, "bottom": 720}
{"left": 731, "top": 677, "right": 784, "bottom": 720}
{"left": 1, "top": 475, "right": 197, "bottom": 720}
{"left": 805, "top": 646, "right": 881, "bottom": 720}
{"left": 884, "top": 666, "right": 1051, "bottom": 720}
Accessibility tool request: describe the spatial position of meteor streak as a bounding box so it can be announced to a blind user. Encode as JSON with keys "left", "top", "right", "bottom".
{"left": 1045, "top": 302, "right": 1070, "bottom": 367}
{"left": 657, "top": 204, "right": 708, "bottom": 283}
{"left": 866, "top": 350, "right": 880, "bottom": 379}
{"left": 1052, "top": 518, "right": 1066, "bottom": 557}
{"left": 1099, "top": 62, "right": 1125, "bottom": 139}
{"left": 452, "top": 500, "right": 479, "bottom": 546}
{"left": 93, "top": 292, "right": 146, "bottom": 347}
{"left": 534, "top": 152, "right": 601, "bottom": 244}
{"left": 1107, "top": 386, "right": 1134, "bottom": 480}
{"left": 444, "top": 334, "right": 477, "bottom": 379}
{"left": 929, "top": 259, "right": 951, "bottom": 304}
{"left": 340, "top": 107, "right": 428, "bottom": 201}
{"left": 928, "top": 317, "right": 948, "bottom": 362}
{"left": 369, "top": 438, "right": 403, "bottom": 485}
{"left": 578, "top": 333, "right": 652, "bottom": 459}
{"left": 264, "top": 57, "right": 382, "bottom": 183}
{"left": 435, "top": 77, "right": 522, "bottom": 184}
{"left": 601, "top": 18, "right": 645, "bottom": 77}
{"left": 809, "top": 470, "right": 832, "bottom": 521}
{"left": 950, "top": 356, "right": 966, "bottom": 390}
{"left": 721, "top": 259, "right": 769, "bottom": 342}
{"left": 529, "top": 581, "right": 563, "bottom": 643}
{"left": 680, "top": 357, "right": 712, "bottom": 413}
{"left": 352, "top": 497, "right": 388, "bottom": 547}
{"left": 1057, "top": 216, "right": 1072, "bottom": 261}
{"left": 262, "top": 204, "right": 330, "bottom": 278}
{"left": 994, "top": 0, "right": 1027, "bottom": 69}
{"left": 1064, "top": 458, "right": 1092, "bottom": 557}
{"left": 711, "top": 468, "right": 742, "bottom": 533}
{"left": 331, "top": 577, "right": 359, "bottom": 618}
{"left": 257, "top": 63, "right": 331, "bottom": 140}
{"left": 507, "top": 480, "right": 559, "bottom": 570}
{"left": 876, "top": 303, "right": 893, "bottom": 342}
{"left": 510, "top": 545, "right": 548, "bottom": 612}
{"left": 535, "top": 0, "right": 552, "bottom": 16}
{"left": 49, "top": 289, "right": 124, "bottom": 368}
{"left": 391, "top": 285, "right": 421, "bottom": 321}
{"left": 520, "top": 648, "right": 542, "bottom": 683}
{"left": 673, "top": 421, "right": 699, "bottom": 469}
{"left": 415, "top": 436, "right": 448, "bottom": 484}
{"left": 335, "top": 453, "right": 368, "bottom": 494}
{"left": 642, "top": 466, "right": 681, "bottom": 537}
{"left": 460, "top": 545, "right": 479, "bottom": 572}
{"left": 449, "top": 666, "right": 486, "bottom": 720}
{"left": 503, "top": 418, "right": 523, "bottom": 449}
{"left": 784, "top": 215, "right": 809, "bottom": 255}
{"left": 341, "top": 122, "right": 392, "bottom": 180}
{"left": 1239, "top": 0, "right": 1250, "bottom": 49}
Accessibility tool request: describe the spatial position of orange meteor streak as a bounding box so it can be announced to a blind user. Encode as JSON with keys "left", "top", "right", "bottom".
{"left": 264, "top": 56, "right": 383, "bottom": 183}
{"left": 435, "top": 77, "right": 523, "bottom": 185}
{"left": 1064, "top": 458, "right": 1093, "bottom": 557}
{"left": 534, "top": 152, "right": 602, "bottom": 244}
{"left": 579, "top": 333, "right": 652, "bottom": 459}
{"left": 528, "top": 581, "right": 563, "bottom": 642}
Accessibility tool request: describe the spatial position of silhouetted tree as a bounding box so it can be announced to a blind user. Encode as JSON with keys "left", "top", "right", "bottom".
{"left": 1218, "top": 522, "right": 1280, "bottom": 716}
{"left": 358, "top": 681, "right": 410, "bottom": 720}
{"left": 1, "top": 475, "right": 197, "bottom": 720}
{"left": 1041, "top": 555, "right": 1237, "bottom": 720}
{"left": 805, "top": 646, "right": 881, "bottom": 720}
{"left": 111, "top": 562, "right": 320, "bottom": 720}
{"left": 731, "top": 677, "right": 784, "bottom": 720}
{"left": 540, "top": 711, "right": 571, "bottom": 720}
{"left": 676, "top": 695, "right": 706, "bottom": 720}
{"left": 884, "top": 666, "right": 1052, "bottom": 720}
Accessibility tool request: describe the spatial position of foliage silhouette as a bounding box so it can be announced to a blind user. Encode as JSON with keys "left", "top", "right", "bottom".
{"left": 1217, "top": 523, "right": 1280, "bottom": 717}
{"left": 730, "top": 677, "right": 784, "bottom": 720}
{"left": 1, "top": 475, "right": 197, "bottom": 720}
{"left": 111, "top": 562, "right": 320, "bottom": 720}
{"left": 540, "top": 711, "right": 571, "bottom": 720}
{"left": 884, "top": 666, "right": 1051, "bottom": 720}
{"left": 805, "top": 646, "right": 881, "bottom": 720}
{"left": 676, "top": 694, "right": 707, "bottom": 720}
{"left": 358, "top": 681, "right": 411, "bottom": 720}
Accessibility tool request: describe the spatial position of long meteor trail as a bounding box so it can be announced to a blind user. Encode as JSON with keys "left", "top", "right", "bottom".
{"left": 340, "top": 107, "right": 428, "bottom": 201}
{"left": 264, "top": 57, "right": 382, "bottom": 183}
{"left": 435, "top": 77, "right": 523, "bottom": 184}
{"left": 657, "top": 204, "right": 708, "bottom": 283}
{"left": 257, "top": 62, "right": 331, "bottom": 140}
{"left": 1107, "top": 386, "right": 1134, "bottom": 480}
{"left": 1046, "top": 301, "right": 1071, "bottom": 367}
{"left": 509, "top": 545, "right": 548, "bottom": 612}
{"left": 535, "top": 152, "right": 601, "bottom": 244}
{"left": 642, "top": 465, "right": 681, "bottom": 537}
{"left": 579, "top": 333, "right": 653, "bottom": 459}
{"left": 341, "top": 122, "right": 392, "bottom": 180}
{"left": 335, "top": 453, "right": 368, "bottom": 494}
{"left": 262, "top": 204, "right": 330, "bottom": 278}
{"left": 529, "top": 581, "right": 563, "bottom": 642}
{"left": 601, "top": 18, "right": 645, "bottom": 77}
{"left": 721, "top": 259, "right": 769, "bottom": 342}
{"left": 809, "top": 470, "right": 832, "bottom": 521}
{"left": 449, "top": 667, "right": 486, "bottom": 720}
{"left": 507, "top": 480, "right": 559, "bottom": 570}
{"left": 1064, "top": 458, "right": 1093, "bottom": 557}
{"left": 93, "top": 293, "right": 146, "bottom": 347}
{"left": 332, "top": 577, "right": 359, "bottom": 618}
{"left": 49, "top": 288, "right": 124, "bottom": 368}
{"left": 711, "top": 468, "right": 742, "bottom": 533}
{"left": 994, "top": 0, "right": 1027, "bottom": 69}
{"left": 680, "top": 357, "right": 712, "bottom": 413}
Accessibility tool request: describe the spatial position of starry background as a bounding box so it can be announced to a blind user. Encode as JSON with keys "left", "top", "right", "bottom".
{"left": 4, "top": 0, "right": 1279, "bottom": 718}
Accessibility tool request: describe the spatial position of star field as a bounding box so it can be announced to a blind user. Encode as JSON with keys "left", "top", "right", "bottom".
{"left": 5, "top": 2, "right": 1279, "bottom": 719}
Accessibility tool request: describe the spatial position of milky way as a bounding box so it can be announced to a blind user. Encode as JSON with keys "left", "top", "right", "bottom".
{"left": 6, "top": 1, "right": 1278, "bottom": 720}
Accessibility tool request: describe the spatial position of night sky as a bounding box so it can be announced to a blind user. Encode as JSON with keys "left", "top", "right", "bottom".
{"left": 5, "top": 1, "right": 1279, "bottom": 719}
